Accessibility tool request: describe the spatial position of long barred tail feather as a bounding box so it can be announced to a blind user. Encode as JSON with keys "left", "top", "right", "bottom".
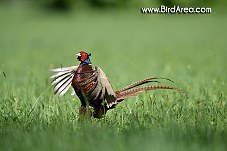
{"left": 116, "top": 85, "right": 182, "bottom": 102}
{"left": 117, "top": 77, "right": 175, "bottom": 92}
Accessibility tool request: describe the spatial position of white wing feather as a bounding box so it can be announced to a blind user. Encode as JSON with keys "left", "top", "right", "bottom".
{"left": 50, "top": 66, "right": 78, "bottom": 96}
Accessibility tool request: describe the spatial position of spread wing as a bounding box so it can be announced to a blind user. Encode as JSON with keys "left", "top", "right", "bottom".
{"left": 96, "top": 66, "right": 117, "bottom": 108}
{"left": 49, "top": 66, "right": 78, "bottom": 96}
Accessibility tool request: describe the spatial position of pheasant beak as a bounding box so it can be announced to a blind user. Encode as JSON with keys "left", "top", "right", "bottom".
{"left": 76, "top": 53, "right": 81, "bottom": 57}
{"left": 76, "top": 53, "right": 81, "bottom": 61}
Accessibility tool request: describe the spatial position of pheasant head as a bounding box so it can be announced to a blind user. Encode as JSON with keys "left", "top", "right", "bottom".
{"left": 76, "top": 51, "right": 92, "bottom": 65}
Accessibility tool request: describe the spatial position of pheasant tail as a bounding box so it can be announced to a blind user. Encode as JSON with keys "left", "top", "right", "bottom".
{"left": 117, "top": 77, "right": 174, "bottom": 92}
{"left": 116, "top": 85, "right": 181, "bottom": 102}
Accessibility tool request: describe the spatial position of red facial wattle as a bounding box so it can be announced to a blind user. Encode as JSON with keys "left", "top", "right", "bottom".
{"left": 80, "top": 51, "right": 87, "bottom": 62}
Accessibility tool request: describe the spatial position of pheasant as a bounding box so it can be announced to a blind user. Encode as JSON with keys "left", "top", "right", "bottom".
{"left": 50, "top": 51, "right": 181, "bottom": 118}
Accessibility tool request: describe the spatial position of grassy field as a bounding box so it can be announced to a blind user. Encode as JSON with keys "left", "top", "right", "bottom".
{"left": 0, "top": 4, "right": 227, "bottom": 151}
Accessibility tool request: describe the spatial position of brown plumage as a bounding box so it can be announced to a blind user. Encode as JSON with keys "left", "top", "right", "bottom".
{"left": 50, "top": 51, "right": 181, "bottom": 118}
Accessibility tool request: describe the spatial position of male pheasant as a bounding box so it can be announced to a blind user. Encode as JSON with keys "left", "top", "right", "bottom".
{"left": 50, "top": 51, "right": 180, "bottom": 118}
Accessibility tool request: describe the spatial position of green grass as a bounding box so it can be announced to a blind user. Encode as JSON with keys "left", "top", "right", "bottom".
{"left": 0, "top": 4, "right": 227, "bottom": 151}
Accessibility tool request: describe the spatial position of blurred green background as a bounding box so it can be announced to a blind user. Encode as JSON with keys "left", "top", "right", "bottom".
{"left": 0, "top": 0, "right": 227, "bottom": 151}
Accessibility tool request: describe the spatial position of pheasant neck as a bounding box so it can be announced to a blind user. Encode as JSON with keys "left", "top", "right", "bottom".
{"left": 80, "top": 58, "right": 92, "bottom": 66}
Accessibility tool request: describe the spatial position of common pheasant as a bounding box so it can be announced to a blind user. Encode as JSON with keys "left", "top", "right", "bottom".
{"left": 50, "top": 51, "right": 181, "bottom": 118}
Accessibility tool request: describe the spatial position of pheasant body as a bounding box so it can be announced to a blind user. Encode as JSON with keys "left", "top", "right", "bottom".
{"left": 72, "top": 64, "right": 110, "bottom": 117}
{"left": 72, "top": 65, "right": 96, "bottom": 104}
{"left": 50, "top": 51, "right": 181, "bottom": 118}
